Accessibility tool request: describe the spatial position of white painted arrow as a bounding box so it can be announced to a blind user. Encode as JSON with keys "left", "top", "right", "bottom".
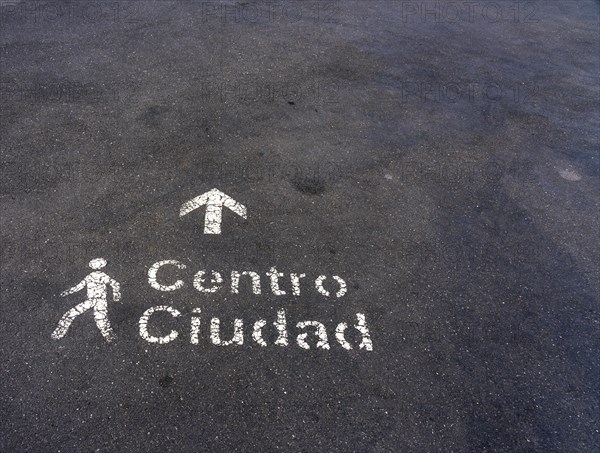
{"left": 180, "top": 188, "right": 247, "bottom": 234}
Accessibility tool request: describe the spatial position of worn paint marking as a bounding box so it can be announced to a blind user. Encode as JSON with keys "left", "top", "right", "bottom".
{"left": 180, "top": 188, "right": 247, "bottom": 234}
{"left": 52, "top": 258, "right": 121, "bottom": 342}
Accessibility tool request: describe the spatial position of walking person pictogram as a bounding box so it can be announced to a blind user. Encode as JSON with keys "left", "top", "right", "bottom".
{"left": 52, "top": 258, "right": 121, "bottom": 342}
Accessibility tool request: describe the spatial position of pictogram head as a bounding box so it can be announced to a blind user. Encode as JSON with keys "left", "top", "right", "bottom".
{"left": 89, "top": 258, "right": 107, "bottom": 270}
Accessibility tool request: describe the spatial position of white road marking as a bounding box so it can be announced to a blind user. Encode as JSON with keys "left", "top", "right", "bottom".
{"left": 290, "top": 273, "right": 306, "bottom": 296}
{"left": 355, "top": 313, "right": 373, "bottom": 351}
{"left": 266, "top": 267, "right": 287, "bottom": 295}
{"left": 334, "top": 315, "right": 373, "bottom": 350}
{"left": 139, "top": 305, "right": 181, "bottom": 344}
{"left": 54, "top": 190, "right": 375, "bottom": 353}
{"left": 147, "top": 263, "right": 350, "bottom": 299}
{"left": 231, "top": 271, "right": 262, "bottom": 294}
{"left": 148, "top": 260, "right": 187, "bottom": 291}
{"left": 190, "top": 308, "right": 202, "bottom": 345}
{"left": 335, "top": 322, "right": 352, "bottom": 350}
{"left": 210, "top": 318, "right": 244, "bottom": 346}
{"left": 296, "top": 321, "right": 330, "bottom": 350}
{"left": 52, "top": 258, "right": 121, "bottom": 342}
{"left": 315, "top": 275, "right": 347, "bottom": 298}
{"left": 137, "top": 308, "right": 374, "bottom": 350}
{"left": 180, "top": 188, "right": 247, "bottom": 234}
{"left": 193, "top": 270, "right": 223, "bottom": 293}
{"left": 273, "top": 309, "right": 288, "bottom": 346}
{"left": 252, "top": 319, "right": 268, "bottom": 346}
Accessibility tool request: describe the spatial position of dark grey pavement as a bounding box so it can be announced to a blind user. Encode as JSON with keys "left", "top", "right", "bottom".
{"left": 1, "top": 1, "right": 599, "bottom": 451}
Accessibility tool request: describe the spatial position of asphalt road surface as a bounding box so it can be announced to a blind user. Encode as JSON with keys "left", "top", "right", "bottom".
{"left": 1, "top": 1, "right": 599, "bottom": 451}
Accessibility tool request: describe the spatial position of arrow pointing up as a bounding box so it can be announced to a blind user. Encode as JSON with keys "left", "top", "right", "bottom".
{"left": 180, "top": 188, "right": 247, "bottom": 235}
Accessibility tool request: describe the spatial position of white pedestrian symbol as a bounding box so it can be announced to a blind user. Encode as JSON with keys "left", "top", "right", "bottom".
{"left": 51, "top": 258, "right": 121, "bottom": 342}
